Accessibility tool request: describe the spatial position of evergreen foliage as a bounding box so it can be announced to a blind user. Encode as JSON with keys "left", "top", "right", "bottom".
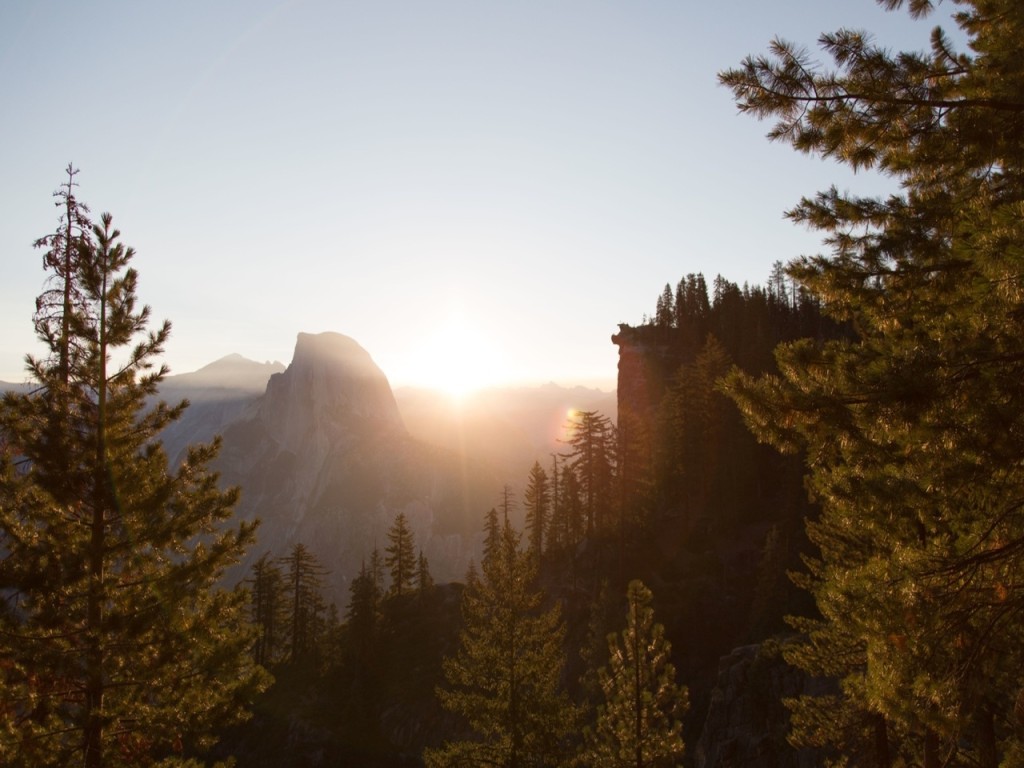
{"left": 31, "top": 164, "right": 92, "bottom": 387}
{"left": 582, "top": 580, "right": 687, "bottom": 768}
{"left": 0, "top": 188, "right": 265, "bottom": 767}
{"left": 346, "top": 558, "right": 382, "bottom": 651}
{"left": 427, "top": 516, "right": 575, "bottom": 767}
{"left": 249, "top": 553, "right": 287, "bottom": 667}
{"left": 280, "top": 543, "right": 329, "bottom": 665}
{"left": 720, "top": 2, "right": 1024, "bottom": 765}
{"left": 417, "top": 549, "right": 434, "bottom": 594}
{"left": 385, "top": 511, "right": 416, "bottom": 599}
{"left": 563, "top": 410, "right": 617, "bottom": 540}
{"left": 523, "top": 460, "right": 550, "bottom": 563}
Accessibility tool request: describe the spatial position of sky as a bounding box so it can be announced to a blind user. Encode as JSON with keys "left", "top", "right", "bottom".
{"left": 0, "top": 1, "right": 960, "bottom": 393}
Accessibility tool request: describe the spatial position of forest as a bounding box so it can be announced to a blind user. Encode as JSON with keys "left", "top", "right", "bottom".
{"left": 3, "top": 0, "right": 1024, "bottom": 766}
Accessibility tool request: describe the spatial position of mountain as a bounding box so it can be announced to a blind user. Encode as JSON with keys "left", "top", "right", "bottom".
{"left": 164, "top": 352, "right": 285, "bottom": 394}
{"left": 0, "top": 380, "right": 32, "bottom": 395}
{"left": 211, "top": 332, "right": 498, "bottom": 599}
{"left": 157, "top": 355, "right": 285, "bottom": 465}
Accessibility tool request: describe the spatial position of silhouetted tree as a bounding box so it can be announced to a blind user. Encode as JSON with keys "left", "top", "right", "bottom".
{"left": 0, "top": 199, "right": 265, "bottom": 767}
{"left": 564, "top": 410, "right": 616, "bottom": 539}
{"left": 250, "top": 552, "right": 287, "bottom": 667}
{"left": 582, "top": 580, "right": 687, "bottom": 768}
{"left": 416, "top": 549, "right": 434, "bottom": 594}
{"left": 721, "top": 2, "right": 1024, "bottom": 763}
{"left": 427, "top": 518, "right": 575, "bottom": 767}
{"left": 280, "top": 543, "right": 328, "bottom": 665}
{"left": 385, "top": 511, "right": 416, "bottom": 598}
{"left": 523, "top": 460, "right": 550, "bottom": 563}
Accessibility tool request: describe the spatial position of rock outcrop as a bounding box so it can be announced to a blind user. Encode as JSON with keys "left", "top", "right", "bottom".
{"left": 695, "top": 641, "right": 831, "bottom": 768}
{"left": 611, "top": 323, "right": 681, "bottom": 468}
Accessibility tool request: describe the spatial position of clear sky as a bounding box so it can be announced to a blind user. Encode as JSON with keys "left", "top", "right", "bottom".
{"left": 0, "top": 1, "right": 956, "bottom": 392}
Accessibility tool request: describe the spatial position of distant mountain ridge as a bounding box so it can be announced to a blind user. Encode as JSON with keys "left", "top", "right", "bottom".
{"left": 157, "top": 355, "right": 286, "bottom": 466}
{"left": 162, "top": 353, "right": 285, "bottom": 395}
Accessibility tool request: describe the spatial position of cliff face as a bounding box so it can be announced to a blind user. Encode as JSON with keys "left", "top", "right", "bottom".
{"left": 696, "top": 643, "right": 831, "bottom": 768}
{"left": 611, "top": 323, "right": 680, "bottom": 452}
{"left": 256, "top": 331, "right": 405, "bottom": 454}
{"left": 611, "top": 322, "right": 824, "bottom": 768}
{"left": 214, "top": 332, "right": 494, "bottom": 598}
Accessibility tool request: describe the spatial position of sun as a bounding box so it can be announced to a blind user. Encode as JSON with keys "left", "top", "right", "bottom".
{"left": 412, "top": 312, "right": 502, "bottom": 400}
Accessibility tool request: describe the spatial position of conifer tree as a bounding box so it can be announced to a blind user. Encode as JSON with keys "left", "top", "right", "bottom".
{"left": 427, "top": 517, "right": 575, "bottom": 767}
{"left": 0, "top": 200, "right": 265, "bottom": 767}
{"left": 346, "top": 560, "right": 381, "bottom": 633}
{"left": 564, "top": 410, "right": 616, "bottom": 538}
{"left": 31, "top": 164, "right": 92, "bottom": 388}
{"left": 582, "top": 580, "right": 687, "bottom": 768}
{"left": 654, "top": 283, "right": 675, "bottom": 328}
{"left": 416, "top": 549, "right": 434, "bottom": 594}
{"left": 548, "top": 452, "right": 566, "bottom": 551}
{"left": 523, "top": 460, "right": 550, "bottom": 563}
{"left": 385, "top": 511, "right": 416, "bottom": 598}
{"left": 249, "top": 552, "right": 287, "bottom": 667}
{"left": 369, "top": 544, "right": 385, "bottom": 598}
{"left": 499, "top": 482, "right": 516, "bottom": 523}
{"left": 345, "top": 559, "right": 380, "bottom": 660}
{"left": 721, "top": 2, "right": 1024, "bottom": 764}
{"left": 280, "top": 542, "right": 328, "bottom": 665}
{"left": 483, "top": 506, "right": 501, "bottom": 563}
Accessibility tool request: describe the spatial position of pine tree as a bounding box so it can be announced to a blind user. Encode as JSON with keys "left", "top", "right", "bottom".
{"left": 582, "top": 580, "right": 687, "bottom": 768}
{"left": 280, "top": 542, "right": 328, "bottom": 665}
{"left": 654, "top": 283, "right": 675, "bottom": 328}
{"left": 499, "top": 483, "right": 516, "bottom": 524}
{"left": 346, "top": 559, "right": 381, "bottom": 631}
{"left": 483, "top": 506, "right": 501, "bottom": 563}
{"left": 427, "top": 517, "right": 575, "bottom": 767}
{"left": 369, "top": 545, "right": 385, "bottom": 600}
{"left": 416, "top": 549, "right": 434, "bottom": 594}
{"left": 345, "top": 559, "right": 381, "bottom": 663}
{"left": 385, "top": 511, "right": 416, "bottom": 598}
{"left": 0, "top": 200, "right": 265, "bottom": 767}
{"left": 564, "top": 410, "right": 616, "bottom": 538}
{"left": 523, "top": 460, "right": 550, "bottom": 564}
{"left": 547, "top": 452, "right": 566, "bottom": 551}
{"left": 721, "top": 2, "right": 1024, "bottom": 764}
{"left": 249, "top": 552, "right": 287, "bottom": 667}
{"left": 31, "top": 164, "right": 92, "bottom": 388}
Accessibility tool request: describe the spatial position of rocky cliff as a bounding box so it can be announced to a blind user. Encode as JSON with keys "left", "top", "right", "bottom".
{"left": 696, "top": 642, "right": 831, "bottom": 768}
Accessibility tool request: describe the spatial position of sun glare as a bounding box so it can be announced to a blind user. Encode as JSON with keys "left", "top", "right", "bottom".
{"left": 412, "top": 312, "right": 502, "bottom": 400}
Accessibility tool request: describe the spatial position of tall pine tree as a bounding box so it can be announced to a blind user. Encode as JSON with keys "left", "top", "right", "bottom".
{"left": 427, "top": 516, "right": 575, "bottom": 767}
{"left": 0, "top": 198, "right": 265, "bottom": 767}
{"left": 385, "top": 511, "right": 416, "bottom": 599}
{"left": 249, "top": 552, "right": 287, "bottom": 667}
{"left": 523, "top": 460, "right": 550, "bottom": 564}
{"left": 721, "top": 2, "right": 1024, "bottom": 764}
{"left": 581, "top": 580, "right": 687, "bottom": 768}
{"left": 279, "top": 542, "right": 328, "bottom": 665}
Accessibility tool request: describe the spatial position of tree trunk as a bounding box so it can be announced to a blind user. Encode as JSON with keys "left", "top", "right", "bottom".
{"left": 924, "top": 729, "right": 940, "bottom": 768}
{"left": 976, "top": 703, "right": 997, "bottom": 768}
{"left": 84, "top": 254, "right": 110, "bottom": 768}
{"left": 873, "top": 714, "right": 891, "bottom": 768}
